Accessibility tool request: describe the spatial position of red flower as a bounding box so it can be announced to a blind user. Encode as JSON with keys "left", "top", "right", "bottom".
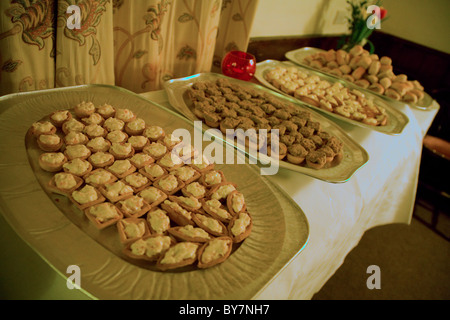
{"left": 380, "top": 7, "right": 387, "bottom": 20}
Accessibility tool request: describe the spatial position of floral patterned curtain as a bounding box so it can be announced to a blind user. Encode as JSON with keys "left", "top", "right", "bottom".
{"left": 0, "top": 0, "right": 259, "bottom": 96}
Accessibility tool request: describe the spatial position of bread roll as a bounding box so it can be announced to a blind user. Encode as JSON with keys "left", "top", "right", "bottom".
{"left": 342, "top": 74, "right": 355, "bottom": 82}
{"left": 324, "top": 50, "right": 336, "bottom": 62}
{"left": 380, "top": 56, "right": 392, "bottom": 65}
{"left": 349, "top": 56, "right": 361, "bottom": 69}
{"left": 352, "top": 66, "right": 366, "bottom": 80}
{"left": 390, "top": 82, "right": 409, "bottom": 96}
{"left": 354, "top": 79, "right": 370, "bottom": 89}
{"left": 368, "top": 60, "right": 381, "bottom": 75}
{"left": 349, "top": 45, "right": 364, "bottom": 56}
{"left": 394, "top": 74, "right": 408, "bottom": 82}
{"left": 379, "top": 64, "right": 393, "bottom": 73}
{"left": 368, "top": 83, "right": 385, "bottom": 94}
{"left": 336, "top": 50, "right": 348, "bottom": 65}
{"left": 358, "top": 56, "right": 373, "bottom": 69}
{"left": 365, "top": 74, "right": 379, "bottom": 84}
{"left": 403, "top": 92, "right": 418, "bottom": 103}
{"left": 327, "top": 61, "right": 339, "bottom": 69}
{"left": 379, "top": 77, "right": 392, "bottom": 89}
{"left": 338, "top": 64, "right": 352, "bottom": 74}
{"left": 409, "top": 88, "right": 425, "bottom": 100}
{"left": 385, "top": 88, "right": 401, "bottom": 100}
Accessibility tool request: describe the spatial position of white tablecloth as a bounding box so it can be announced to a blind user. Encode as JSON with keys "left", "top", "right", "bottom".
{"left": 139, "top": 90, "right": 439, "bottom": 299}
{"left": 0, "top": 88, "right": 439, "bottom": 300}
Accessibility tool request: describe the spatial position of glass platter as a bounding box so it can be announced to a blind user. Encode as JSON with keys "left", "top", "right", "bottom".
{"left": 285, "top": 47, "right": 434, "bottom": 111}
{"left": 0, "top": 84, "right": 309, "bottom": 300}
{"left": 254, "top": 59, "right": 410, "bottom": 135}
{"left": 164, "top": 72, "right": 369, "bottom": 184}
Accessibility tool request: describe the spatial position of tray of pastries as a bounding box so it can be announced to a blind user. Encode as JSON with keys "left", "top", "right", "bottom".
{"left": 0, "top": 84, "right": 309, "bottom": 299}
{"left": 254, "top": 59, "right": 409, "bottom": 135}
{"left": 164, "top": 73, "right": 369, "bottom": 183}
{"left": 285, "top": 46, "right": 433, "bottom": 110}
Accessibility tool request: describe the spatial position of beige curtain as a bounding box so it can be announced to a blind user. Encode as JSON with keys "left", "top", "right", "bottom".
{"left": 0, "top": 0, "right": 259, "bottom": 96}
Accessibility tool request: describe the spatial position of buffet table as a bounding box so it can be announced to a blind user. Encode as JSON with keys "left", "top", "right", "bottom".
{"left": 0, "top": 83, "right": 439, "bottom": 300}
{"left": 140, "top": 89, "right": 439, "bottom": 299}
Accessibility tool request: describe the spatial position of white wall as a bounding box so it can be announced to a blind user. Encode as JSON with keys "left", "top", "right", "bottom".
{"left": 250, "top": 0, "right": 450, "bottom": 54}
{"left": 381, "top": 0, "right": 450, "bottom": 54}
{"left": 250, "top": 0, "right": 349, "bottom": 38}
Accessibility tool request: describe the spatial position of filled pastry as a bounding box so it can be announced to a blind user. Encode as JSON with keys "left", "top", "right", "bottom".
{"left": 197, "top": 237, "right": 233, "bottom": 269}
{"left": 85, "top": 202, "right": 123, "bottom": 229}
{"left": 117, "top": 218, "right": 150, "bottom": 244}
{"left": 138, "top": 186, "right": 167, "bottom": 207}
{"left": 39, "top": 152, "right": 68, "bottom": 172}
{"left": 50, "top": 110, "right": 72, "bottom": 127}
{"left": 63, "top": 158, "right": 93, "bottom": 176}
{"left": 48, "top": 172, "right": 83, "bottom": 195}
{"left": 146, "top": 207, "right": 171, "bottom": 234}
{"left": 30, "top": 101, "right": 254, "bottom": 271}
{"left": 37, "top": 133, "right": 63, "bottom": 152}
{"left": 156, "top": 242, "right": 200, "bottom": 270}
{"left": 124, "top": 234, "right": 174, "bottom": 261}
{"left": 115, "top": 195, "right": 151, "bottom": 218}
{"left": 69, "top": 185, "right": 105, "bottom": 210}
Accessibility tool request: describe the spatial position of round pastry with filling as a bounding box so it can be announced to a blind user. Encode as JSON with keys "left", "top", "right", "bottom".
{"left": 39, "top": 152, "right": 67, "bottom": 172}
{"left": 64, "top": 131, "right": 89, "bottom": 146}
{"left": 115, "top": 108, "right": 136, "bottom": 123}
{"left": 86, "top": 137, "right": 111, "bottom": 153}
{"left": 70, "top": 184, "right": 105, "bottom": 210}
{"left": 106, "top": 130, "right": 128, "bottom": 144}
{"left": 103, "top": 117, "right": 125, "bottom": 132}
{"left": 125, "top": 118, "right": 146, "bottom": 136}
{"left": 143, "top": 125, "right": 165, "bottom": 142}
{"left": 96, "top": 104, "right": 116, "bottom": 119}
{"left": 31, "top": 121, "right": 56, "bottom": 137}
{"left": 286, "top": 143, "right": 308, "bottom": 164}
{"left": 49, "top": 110, "right": 72, "bottom": 127}
{"left": 37, "top": 133, "right": 63, "bottom": 152}
{"left": 107, "top": 159, "right": 136, "bottom": 179}
{"left": 305, "top": 150, "right": 327, "bottom": 169}
{"left": 81, "top": 113, "right": 104, "bottom": 126}
{"left": 48, "top": 172, "right": 83, "bottom": 195}
{"left": 62, "top": 118, "right": 85, "bottom": 135}
{"left": 74, "top": 101, "right": 95, "bottom": 118}
{"left": 64, "top": 144, "right": 91, "bottom": 161}
{"left": 63, "top": 158, "right": 93, "bottom": 176}
{"left": 84, "top": 202, "right": 123, "bottom": 229}
{"left": 109, "top": 142, "right": 135, "bottom": 160}
{"left": 88, "top": 151, "right": 115, "bottom": 168}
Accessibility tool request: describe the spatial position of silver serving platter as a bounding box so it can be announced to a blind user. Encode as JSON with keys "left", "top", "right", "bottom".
{"left": 0, "top": 84, "right": 309, "bottom": 300}
{"left": 285, "top": 47, "right": 434, "bottom": 111}
{"left": 255, "top": 59, "right": 410, "bottom": 135}
{"left": 163, "top": 73, "right": 369, "bottom": 183}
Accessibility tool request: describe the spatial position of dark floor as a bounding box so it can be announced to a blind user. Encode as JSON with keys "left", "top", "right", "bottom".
{"left": 312, "top": 201, "right": 450, "bottom": 300}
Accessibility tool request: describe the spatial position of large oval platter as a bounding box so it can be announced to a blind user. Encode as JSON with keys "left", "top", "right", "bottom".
{"left": 0, "top": 84, "right": 309, "bottom": 299}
